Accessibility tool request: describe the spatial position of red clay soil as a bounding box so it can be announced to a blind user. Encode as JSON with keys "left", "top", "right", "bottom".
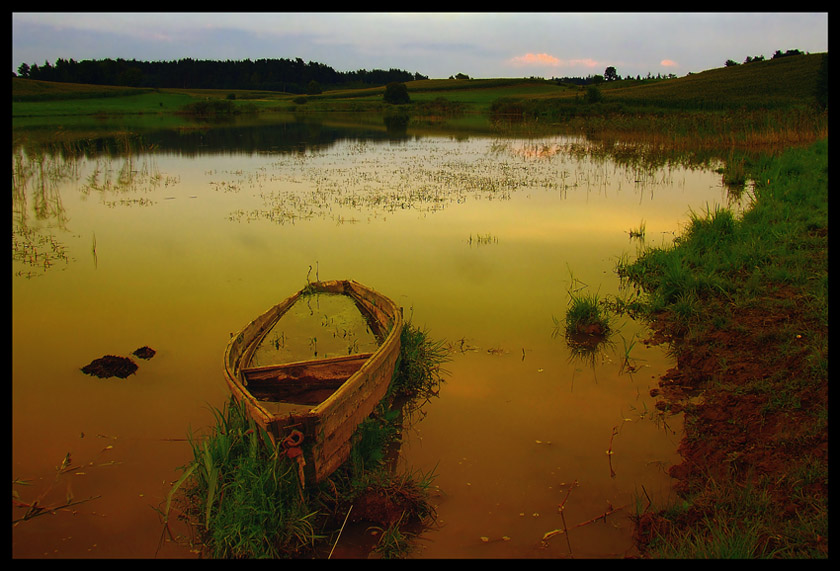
{"left": 633, "top": 284, "right": 828, "bottom": 557}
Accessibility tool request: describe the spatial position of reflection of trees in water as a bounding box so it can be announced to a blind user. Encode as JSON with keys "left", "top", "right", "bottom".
{"left": 12, "top": 148, "right": 75, "bottom": 278}
{"left": 11, "top": 137, "right": 179, "bottom": 279}
{"left": 79, "top": 152, "right": 179, "bottom": 199}
{"left": 12, "top": 148, "right": 75, "bottom": 227}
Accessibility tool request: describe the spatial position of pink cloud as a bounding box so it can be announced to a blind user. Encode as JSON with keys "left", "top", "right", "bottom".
{"left": 509, "top": 53, "right": 601, "bottom": 69}
{"left": 660, "top": 59, "right": 678, "bottom": 67}
{"left": 510, "top": 53, "right": 561, "bottom": 66}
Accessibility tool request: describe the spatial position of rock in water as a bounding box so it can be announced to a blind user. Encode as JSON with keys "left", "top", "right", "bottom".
{"left": 81, "top": 355, "right": 138, "bottom": 379}
{"left": 133, "top": 346, "right": 156, "bottom": 360}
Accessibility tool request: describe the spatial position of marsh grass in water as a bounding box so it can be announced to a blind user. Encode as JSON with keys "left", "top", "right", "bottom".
{"left": 628, "top": 220, "right": 646, "bottom": 240}
{"left": 565, "top": 291, "right": 610, "bottom": 337}
{"left": 561, "top": 287, "right": 612, "bottom": 341}
{"left": 369, "top": 513, "right": 416, "bottom": 559}
{"left": 389, "top": 321, "right": 450, "bottom": 405}
{"left": 174, "top": 400, "right": 320, "bottom": 558}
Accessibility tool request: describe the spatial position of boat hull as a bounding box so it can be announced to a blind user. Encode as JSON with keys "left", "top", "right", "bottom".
{"left": 223, "top": 280, "right": 403, "bottom": 484}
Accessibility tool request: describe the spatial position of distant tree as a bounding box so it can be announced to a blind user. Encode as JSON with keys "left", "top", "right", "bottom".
{"left": 17, "top": 62, "right": 30, "bottom": 78}
{"left": 383, "top": 82, "right": 410, "bottom": 104}
{"left": 454, "top": 73, "right": 470, "bottom": 80}
{"left": 772, "top": 49, "right": 804, "bottom": 59}
{"left": 725, "top": 59, "right": 739, "bottom": 67}
{"left": 604, "top": 66, "right": 618, "bottom": 81}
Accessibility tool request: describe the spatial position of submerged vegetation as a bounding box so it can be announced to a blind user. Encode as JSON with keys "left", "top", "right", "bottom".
{"left": 167, "top": 321, "right": 448, "bottom": 558}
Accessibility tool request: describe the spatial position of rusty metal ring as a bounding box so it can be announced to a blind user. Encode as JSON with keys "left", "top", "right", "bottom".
{"left": 282, "top": 429, "right": 304, "bottom": 448}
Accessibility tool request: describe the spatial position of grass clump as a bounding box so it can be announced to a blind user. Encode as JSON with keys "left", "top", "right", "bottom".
{"left": 553, "top": 270, "right": 615, "bottom": 363}
{"left": 558, "top": 270, "right": 613, "bottom": 342}
{"left": 564, "top": 289, "right": 611, "bottom": 339}
{"left": 176, "top": 401, "right": 320, "bottom": 558}
{"left": 390, "top": 321, "right": 449, "bottom": 403}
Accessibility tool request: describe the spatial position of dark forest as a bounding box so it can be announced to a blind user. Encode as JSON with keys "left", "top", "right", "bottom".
{"left": 15, "top": 56, "right": 429, "bottom": 93}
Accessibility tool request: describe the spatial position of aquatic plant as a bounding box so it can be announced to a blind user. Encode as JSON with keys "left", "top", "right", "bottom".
{"left": 628, "top": 220, "right": 646, "bottom": 239}
{"left": 369, "top": 514, "right": 416, "bottom": 559}
{"left": 389, "top": 321, "right": 449, "bottom": 403}
{"left": 563, "top": 287, "right": 612, "bottom": 340}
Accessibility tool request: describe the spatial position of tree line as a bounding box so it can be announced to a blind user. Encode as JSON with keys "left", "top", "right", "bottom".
{"left": 14, "top": 57, "right": 429, "bottom": 94}
{"left": 725, "top": 48, "right": 807, "bottom": 67}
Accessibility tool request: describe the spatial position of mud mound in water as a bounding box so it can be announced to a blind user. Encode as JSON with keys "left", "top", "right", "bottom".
{"left": 133, "top": 346, "right": 156, "bottom": 359}
{"left": 81, "top": 355, "right": 138, "bottom": 379}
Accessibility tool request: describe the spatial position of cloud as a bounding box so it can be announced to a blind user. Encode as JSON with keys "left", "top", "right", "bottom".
{"left": 660, "top": 59, "right": 679, "bottom": 68}
{"left": 509, "top": 53, "right": 600, "bottom": 69}
{"left": 509, "top": 53, "right": 560, "bottom": 66}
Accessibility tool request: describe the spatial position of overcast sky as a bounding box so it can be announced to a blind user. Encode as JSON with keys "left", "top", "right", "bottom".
{"left": 12, "top": 12, "right": 829, "bottom": 80}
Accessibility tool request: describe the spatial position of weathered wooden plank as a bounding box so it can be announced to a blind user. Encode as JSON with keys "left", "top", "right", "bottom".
{"left": 242, "top": 353, "right": 373, "bottom": 404}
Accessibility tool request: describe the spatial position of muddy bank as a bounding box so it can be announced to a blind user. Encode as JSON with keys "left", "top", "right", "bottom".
{"left": 633, "top": 283, "right": 828, "bottom": 557}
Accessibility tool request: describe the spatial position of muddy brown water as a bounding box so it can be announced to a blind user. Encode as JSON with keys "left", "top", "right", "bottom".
{"left": 12, "top": 123, "right": 736, "bottom": 558}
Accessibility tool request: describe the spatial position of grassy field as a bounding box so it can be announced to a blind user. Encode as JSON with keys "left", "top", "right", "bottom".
{"left": 13, "top": 52, "right": 825, "bottom": 118}
{"left": 545, "top": 53, "right": 826, "bottom": 110}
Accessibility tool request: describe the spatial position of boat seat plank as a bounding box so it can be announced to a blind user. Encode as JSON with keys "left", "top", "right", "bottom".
{"left": 241, "top": 353, "right": 373, "bottom": 405}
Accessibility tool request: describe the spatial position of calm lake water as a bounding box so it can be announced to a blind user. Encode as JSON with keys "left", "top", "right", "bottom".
{"left": 12, "top": 117, "right": 734, "bottom": 558}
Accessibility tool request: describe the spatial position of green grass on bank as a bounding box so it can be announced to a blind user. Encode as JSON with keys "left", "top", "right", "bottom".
{"left": 617, "top": 139, "right": 827, "bottom": 320}
{"left": 615, "top": 138, "right": 828, "bottom": 558}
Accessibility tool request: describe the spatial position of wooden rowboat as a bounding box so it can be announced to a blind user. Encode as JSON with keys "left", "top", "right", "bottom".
{"left": 223, "top": 279, "right": 403, "bottom": 485}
